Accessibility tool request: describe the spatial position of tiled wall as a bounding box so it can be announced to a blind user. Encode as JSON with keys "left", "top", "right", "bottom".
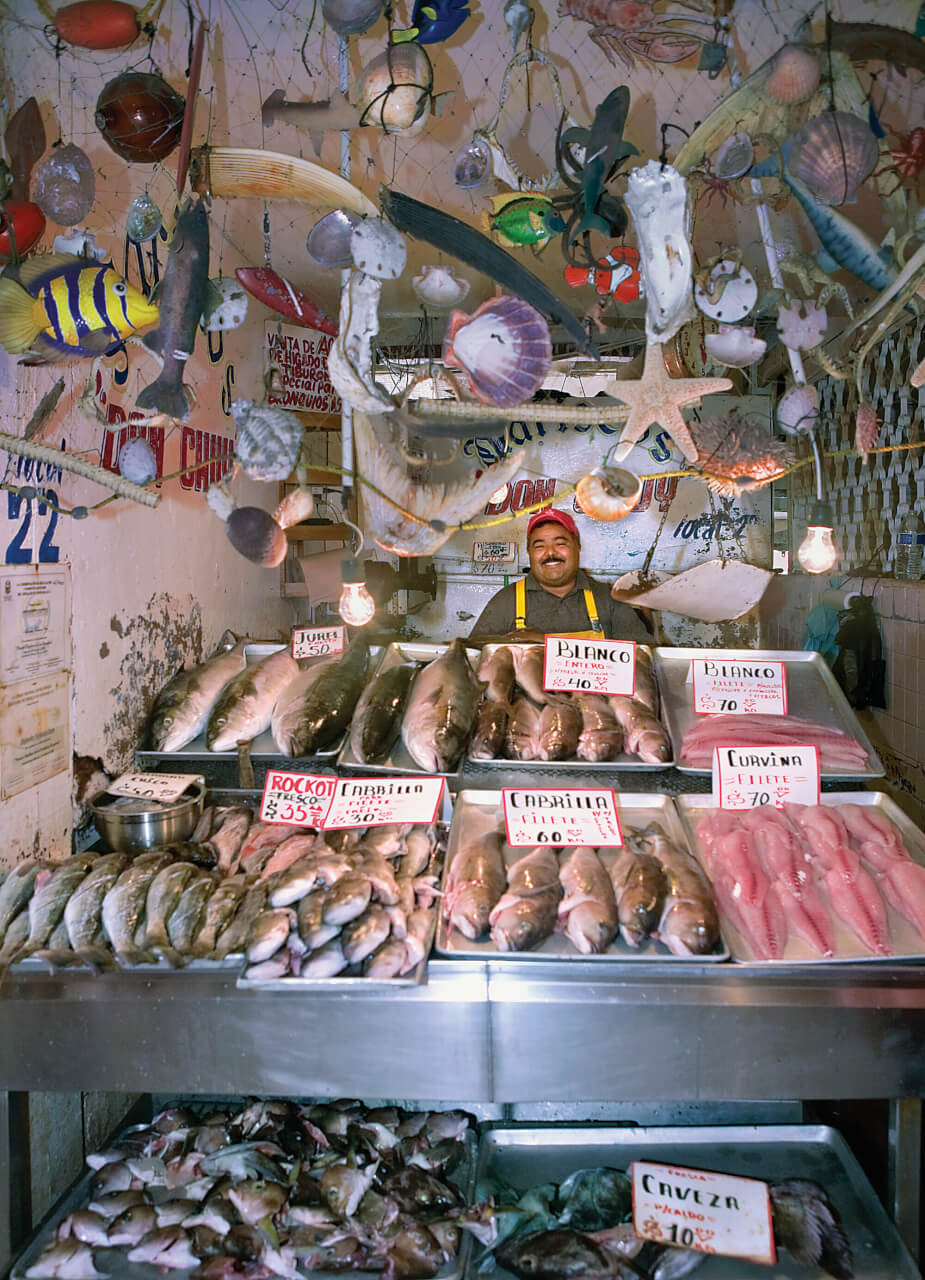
{"left": 760, "top": 575, "right": 925, "bottom": 826}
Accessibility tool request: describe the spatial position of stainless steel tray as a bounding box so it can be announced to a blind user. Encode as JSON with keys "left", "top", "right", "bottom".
{"left": 435, "top": 790, "right": 729, "bottom": 962}
{"left": 653, "top": 647, "right": 884, "bottom": 779}
{"left": 677, "top": 791, "right": 925, "bottom": 965}
{"left": 468, "top": 1124, "right": 919, "bottom": 1280}
{"left": 336, "top": 642, "right": 481, "bottom": 779}
{"left": 138, "top": 643, "right": 382, "bottom": 765}
{"left": 13, "top": 1120, "right": 477, "bottom": 1280}
{"left": 471, "top": 642, "right": 674, "bottom": 770}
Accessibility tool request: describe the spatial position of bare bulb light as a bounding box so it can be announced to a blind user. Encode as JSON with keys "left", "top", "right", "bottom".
{"left": 797, "top": 501, "right": 838, "bottom": 574}
{"left": 338, "top": 556, "right": 376, "bottom": 626}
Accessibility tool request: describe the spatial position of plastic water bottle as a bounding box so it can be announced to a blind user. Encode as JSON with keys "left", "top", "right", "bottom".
{"left": 894, "top": 512, "right": 925, "bottom": 579}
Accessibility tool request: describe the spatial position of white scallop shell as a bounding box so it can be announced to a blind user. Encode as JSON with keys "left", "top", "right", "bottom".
{"left": 625, "top": 161, "right": 694, "bottom": 345}
{"left": 412, "top": 266, "right": 470, "bottom": 308}
{"left": 704, "top": 324, "right": 767, "bottom": 368}
{"left": 777, "top": 384, "right": 819, "bottom": 434}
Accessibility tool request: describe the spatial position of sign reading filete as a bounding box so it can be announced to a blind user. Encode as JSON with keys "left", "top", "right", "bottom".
{"left": 324, "top": 776, "right": 445, "bottom": 829}
{"left": 291, "top": 625, "right": 345, "bottom": 660}
{"left": 503, "top": 788, "right": 623, "bottom": 848}
{"left": 544, "top": 636, "right": 636, "bottom": 697}
{"left": 109, "top": 772, "right": 203, "bottom": 804}
{"left": 713, "top": 744, "right": 821, "bottom": 809}
{"left": 691, "top": 657, "right": 787, "bottom": 715}
{"left": 260, "top": 771, "right": 337, "bottom": 827}
{"left": 632, "top": 1160, "right": 776, "bottom": 1265}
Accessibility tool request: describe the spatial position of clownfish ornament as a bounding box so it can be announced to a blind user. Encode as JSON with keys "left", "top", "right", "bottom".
{"left": 564, "top": 246, "right": 643, "bottom": 302}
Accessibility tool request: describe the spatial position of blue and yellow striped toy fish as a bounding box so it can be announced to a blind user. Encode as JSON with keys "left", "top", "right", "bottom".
{"left": 0, "top": 253, "right": 159, "bottom": 360}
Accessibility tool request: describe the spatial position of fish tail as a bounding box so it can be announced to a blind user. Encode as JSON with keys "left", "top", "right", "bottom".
{"left": 135, "top": 372, "right": 190, "bottom": 422}
{"left": 0, "top": 276, "right": 44, "bottom": 352}
{"left": 76, "top": 946, "right": 116, "bottom": 973}
{"left": 114, "top": 946, "right": 157, "bottom": 968}
{"left": 153, "top": 944, "right": 187, "bottom": 969}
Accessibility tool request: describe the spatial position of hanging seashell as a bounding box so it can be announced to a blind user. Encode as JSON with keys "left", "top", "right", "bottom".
{"left": 203, "top": 277, "right": 248, "bottom": 332}
{"left": 777, "top": 300, "right": 828, "bottom": 351}
{"left": 273, "top": 486, "right": 314, "bottom": 529}
{"left": 855, "top": 401, "right": 880, "bottom": 462}
{"left": 454, "top": 138, "right": 491, "bottom": 189}
{"left": 350, "top": 217, "right": 407, "bottom": 280}
{"left": 704, "top": 323, "right": 767, "bottom": 368}
{"left": 322, "top": 0, "right": 382, "bottom": 36}
{"left": 53, "top": 229, "right": 103, "bottom": 259}
{"left": 307, "top": 208, "right": 362, "bottom": 269}
{"left": 777, "top": 384, "right": 819, "bottom": 435}
{"left": 412, "top": 265, "right": 470, "bottom": 309}
{"left": 442, "top": 296, "right": 552, "bottom": 409}
{"left": 232, "top": 399, "right": 304, "bottom": 483}
{"left": 32, "top": 143, "right": 95, "bottom": 226}
{"left": 225, "top": 507, "right": 288, "bottom": 567}
{"left": 118, "top": 436, "right": 157, "bottom": 484}
{"left": 356, "top": 43, "right": 434, "bottom": 136}
{"left": 576, "top": 467, "right": 643, "bottom": 521}
{"left": 126, "top": 193, "right": 162, "bottom": 242}
{"left": 688, "top": 410, "right": 796, "bottom": 492}
{"left": 765, "top": 44, "right": 821, "bottom": 105}
{"left": 712, "top": 132, "right": 754, "bottom": 181}
{"left": 787, "top": 110, "right": 879, "bottom": 206}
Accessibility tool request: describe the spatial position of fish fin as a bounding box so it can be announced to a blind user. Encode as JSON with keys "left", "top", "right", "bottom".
{"left": 80, "top": 329, "right": 120, "bottom": 355}
{"left": 261, "top": 89, "right": 286, "bottom": 122}
{"left": 135, "top": 375, "right": 191, "bottom": 422}
{"left": 0, "top": 276, "right": 43, "bottom": 352}
{"left": 114, "top": 946, "right": 157, "bottom": 968}
{"left": 141, "top": 324, "right": 164, "bottom": 355}
{"left": 31, "top": 948, "right": 82, "bottom": 972}
{"left": 12, "top": 252, "right": 87, "bottom": 288}
{"left": 76, "top": 946, "right": 116, "bottom": 972}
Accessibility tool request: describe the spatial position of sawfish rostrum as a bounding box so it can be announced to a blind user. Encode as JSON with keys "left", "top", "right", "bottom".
{"left": 136, "top": 199, "right": 210, "bottom": 421}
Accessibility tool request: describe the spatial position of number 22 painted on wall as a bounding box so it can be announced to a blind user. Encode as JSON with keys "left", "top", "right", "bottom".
{"left": 5, "top": 490, "right": 61, "bottom": 564}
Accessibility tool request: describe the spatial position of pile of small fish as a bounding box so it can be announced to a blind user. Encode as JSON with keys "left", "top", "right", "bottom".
{"left": 469, "top": 644, "right": 672, "bottom": 765}
{"left": 0, "top": 808, "right": 444, "bottom": 982}
{"left": 443, "top": 822, "right": 720, "bottom": 957}
{"left": 148, "top": 634, "right": 371, "bottom": 757}
{"left": 680, "top": 713, "right": 870, "bottom": 772}
{"left": 464, "top": 1164, "right": 854, "bottom": 1279}
{"left": 24, "top": 1099, "right": 476, "bottom": 1280}
{"left": 695, "top": 802, "right": 925, "bottom": 961}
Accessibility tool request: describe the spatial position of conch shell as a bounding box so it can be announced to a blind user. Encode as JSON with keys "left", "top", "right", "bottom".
{"left": 624, "top": 161, "right": 694, "bottom": 345}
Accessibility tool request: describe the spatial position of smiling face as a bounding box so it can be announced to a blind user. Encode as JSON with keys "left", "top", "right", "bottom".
{"left": 527, "top": 521, "right": 580, "bottom": 596}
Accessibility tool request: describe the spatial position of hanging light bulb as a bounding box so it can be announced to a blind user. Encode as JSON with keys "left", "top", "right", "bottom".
{"left": 797, "top": 500, "right": 838, "bottom": 574}
{"left": 338, "top": 556, "right": 376, "bottom": 626}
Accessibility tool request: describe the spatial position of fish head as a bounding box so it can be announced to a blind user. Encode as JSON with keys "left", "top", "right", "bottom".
{"left": 99, "top": 266, "right": 159, "bottom": 335}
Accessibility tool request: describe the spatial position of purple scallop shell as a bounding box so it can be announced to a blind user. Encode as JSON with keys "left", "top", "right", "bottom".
{"left": 442, "top": 295, "right": 552, "bottom": 408}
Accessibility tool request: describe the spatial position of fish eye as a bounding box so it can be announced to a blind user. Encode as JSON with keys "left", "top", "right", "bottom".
{"left": 112, "top": 282, "right": 127, "bottom": 296}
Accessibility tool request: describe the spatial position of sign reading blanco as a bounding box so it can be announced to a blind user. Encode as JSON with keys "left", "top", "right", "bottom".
{"left": 544, "top": 636, "right": 636, "bottom": 696}
{"left": 324, "top": 775, "right": 445, "bottom": 829}
{"left": 109, "top": 771, "right": 203, "bottom": 804}
{"left": 260, "top": 771, "right": 337, "bottom": 826}
{"left": 291, "top": 624, "right": 345, "bottom": 660}
{"left": 713, "top": 744, "right": 820, "bottom": 809}
{"left": 632, "top": 1160, "right": 776, "bottom": 1264}
{"left": 503, "top": 788, "right": 623, "bottom": 847}
{"left": 691, "top": 657, "right": 787, "bottom": 715}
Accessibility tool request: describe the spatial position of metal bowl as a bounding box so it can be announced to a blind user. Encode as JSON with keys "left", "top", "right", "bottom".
{"left": 89, "top": 781, "right": 206, "bottom": 852}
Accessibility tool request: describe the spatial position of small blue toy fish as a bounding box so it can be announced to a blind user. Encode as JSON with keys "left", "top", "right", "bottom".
{"left": 411, "top": 0, "right": 469, "bottom": 44}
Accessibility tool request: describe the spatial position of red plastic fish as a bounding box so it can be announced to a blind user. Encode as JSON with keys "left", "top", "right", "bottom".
{"left": 235, "top": 266, "right": 337, "bottom": 336}
{"left": 564, "top": 246, "right": 642, "bottom": 301}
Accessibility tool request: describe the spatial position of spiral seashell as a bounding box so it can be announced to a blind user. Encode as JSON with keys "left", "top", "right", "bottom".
{"left": 765, "top": 44, "right": 820, "bottom": 104}
{"left": 576, "top": 467, "right": 643, "bottom": 522}
{"left": 855, "top": 401, "right": 880, "bottom": 462}
{"left": 443, "top": 296, "right": 551, "bottom": 409}
{"left": 787, "top": 110, "right": 879, "bottom": 206}
{"left": 777, "top": 384, "right": 818, "bottom": 434}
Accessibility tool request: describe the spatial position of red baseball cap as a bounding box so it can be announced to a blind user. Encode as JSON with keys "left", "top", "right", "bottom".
{"left": 527, "top": 508, "right": 580, "bottom": 541}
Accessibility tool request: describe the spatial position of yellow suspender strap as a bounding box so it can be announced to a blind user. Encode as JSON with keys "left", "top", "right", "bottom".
{"left": 583, "top": 587, "right": 603, "bottom": 632}
{"left": 515, "top": 577, "right": 526, "bottom": 630}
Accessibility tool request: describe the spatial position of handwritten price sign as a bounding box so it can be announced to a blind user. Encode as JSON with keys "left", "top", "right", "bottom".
{"left": 503, "top": 788, "right": 623, "bottom": 848}
{"left": 109, "top": 772, "right": 203, "bottom": 804}
{"left": 691, "top": 658, "right": 787, "bottom": 716}
{"left": 324, "top": 775, "right": 445, "bottom": 829}
{"left": 544, "top": 636, "right": 636, "bottom": 697}
{"left": 291, "top": 625, "right": 346, "bottom": 660}
{"left": 712, "top": 744, "right": 821, "bottom": 809}
{"left": 260, "top": 771, "right": 337, "bottom": 827}
{"left": 632, "top": 1161, "right": 776, "bottom": 1265}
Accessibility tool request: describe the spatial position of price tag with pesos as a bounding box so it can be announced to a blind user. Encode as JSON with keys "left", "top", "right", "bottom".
{"left": 324, "top": 775, "right": 445, "bottom": 830}
{"left": 691, "top": 657, "right": 787, "bottom": 716}
{"left": 544, "top": 636, "right": 636, "bottom": 697}
{"left": 108, "top": 771, "right": 204, "bottom": 804}
{"left": 290, "top": 624, "right": 346, "bottom": 660}
{"left": 713, "top": 744, "right": 821, "bottom": 810}
{"left": 502, "top": 788, "right": 623, "bottom": 848}
{"left": 260, "top": 771, "right": 337, "bottom": 827}
{"left": 632, "top": 1160, "right": 776, "bottom": 1265}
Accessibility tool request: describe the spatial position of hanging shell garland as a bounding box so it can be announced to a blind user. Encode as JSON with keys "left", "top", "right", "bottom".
{"left": 443, "top": 296, "right": 551, "bottom": 409}
{"left": 777, "top": 384, "right": 819, "bottom": 434}
{"left": 118, "top": 436, "right": 157, "bottom": 484}
{"left": 126, "top": 193, "right": 162, "bottom": 242}
{"left": 412, "top": 265, "right": 470, "bottom": 308}
{"left": 712, "top": 132, "right": 755, "bottom": 181}
{"left": 322, "top": 0, "right": 382, "bottom": 35}
{"left": 576, "top": 467, "right": 643, "bottom": 521}
{"left": 203, "top": 278, "right": 249, "bottom": 332}
{"left": 787, "top": 110, "right": 879, "bottom": 206}
{"left": 232, "top": 399, "right": 304, "bottom": 483}
{"left": 704, "top": 324, "right": 767, "bottom": 368}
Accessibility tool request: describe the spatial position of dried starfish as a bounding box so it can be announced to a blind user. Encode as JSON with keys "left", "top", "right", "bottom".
{"left": 608, "top": 342, "right": 732, "bottom": 463}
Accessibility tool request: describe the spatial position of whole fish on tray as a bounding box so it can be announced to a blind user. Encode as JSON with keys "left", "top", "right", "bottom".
{"left": 470, "top": 645, "right": 516, "bottom": 760}
{"left": 536, "top": 700, "right": 581, "bottom": 762}
{"left": 557, "top": 847, "right": 618, "bottom": 954}
{"left": 609, "top": 696, "right": 672, "bottom": 763}
{"left": 609, "top": 845, "right": 667, "bottom": 947}
{"left": 269, "top": 657, "right": 337, "bottom": 756}
{"left": 147, "top": 635, "right": 247, "bottom": 752}
{"left": 206, "top": 648, "right": 300, "bottom": 752}
{"left": 506, "top": 695, "right": 544, "bottom": 761}
{"left": 273, "top": 636, "right": 369, "bottom": 756}
{"left": 574, "top": 693, "right": 623, "bottom": 762}
{"left": 636, "top": 824, "right": 719, "bottom": 957}
{"left": 490, "top": 847, "right": 562, "bottom": 951}
{"left": 349, "top": 661, "right": 417, "bottom": 763}
{"left": 401, "top": 639, "right": 483, "bottom": 772}
{"left": 444, "top": 831, "right": 506, "bottom": 940}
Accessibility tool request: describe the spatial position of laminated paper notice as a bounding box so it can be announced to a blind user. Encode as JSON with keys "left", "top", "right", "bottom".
{"left": 0, "top": 672, "right": 69, "bottom": 799}
{"left": 691, "top": 657, "right": 787, "bottom": 715}
{"left": 544, "top": 636, "right": 636, "bottom": 696}
{"left": 0, "top": 565, "right": 70, "bottom": 683}
{"left": 109, "top": 772, "right": 203, "bottom": 804}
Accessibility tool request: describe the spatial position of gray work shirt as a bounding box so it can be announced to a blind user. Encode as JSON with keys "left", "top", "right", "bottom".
{"left": 469, "top": 569, "right": 650, "bottom": 640}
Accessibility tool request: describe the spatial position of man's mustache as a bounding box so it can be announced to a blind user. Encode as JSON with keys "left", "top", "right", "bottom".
{"left": 541, "top": 556, "right": 564, "bottom": 566}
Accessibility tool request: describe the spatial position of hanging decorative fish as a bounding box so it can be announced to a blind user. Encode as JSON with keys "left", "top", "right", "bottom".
{"left": 410, "top": 0, "right": 469, "bottom": 44}
{"left": 484, "top": 193, "right": 557, "bottom": 249}
{"left": 379, "top": 185, "right": 596, "bottom": 354}
{"left": 564, "top": 246, "right": 642, "bottom": 301}
{"left": 0, "top": 253, "right": 158, "bottom": 361}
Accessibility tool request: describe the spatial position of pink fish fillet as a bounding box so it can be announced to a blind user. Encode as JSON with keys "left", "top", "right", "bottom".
{"left": 839, "top": 803, "right": 906, "bottom": 854}
{"left": 680, "top": 715, "right": 869, "bottom": 770}
{"left": 814, "top": 841, "right": 893, "bottom": 956}
{"left": 702, "top": 827, "right": 788, "bottom": 960}
{"left": 860, "top": 847, "right": 925, "bottom": 939}
{"left": 744, "top": 809, "right": 835, "bottom": 957}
